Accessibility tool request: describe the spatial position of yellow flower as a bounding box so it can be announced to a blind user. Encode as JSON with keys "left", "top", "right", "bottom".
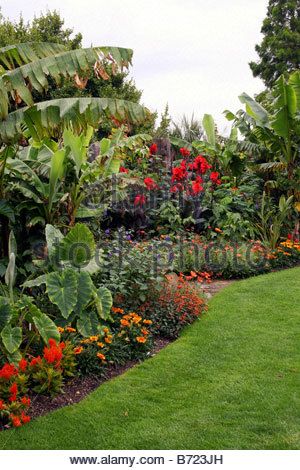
{"left": 103, "top": 327, "right": 109, "bottom": 334}
{"left": 57, "top": 327, "right": 65, "bottom": 333}
{"left": 143, "top": 319, "right": 152, "bottom": 325}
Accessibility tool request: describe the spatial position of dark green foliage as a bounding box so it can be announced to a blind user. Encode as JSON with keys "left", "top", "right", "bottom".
{"left": 249, "top": 0, "right": 300, "bottom": 87}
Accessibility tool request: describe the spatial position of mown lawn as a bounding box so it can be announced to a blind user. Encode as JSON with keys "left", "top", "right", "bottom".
{"left": 0, "top": 268, "right": 299, "bottom": 450}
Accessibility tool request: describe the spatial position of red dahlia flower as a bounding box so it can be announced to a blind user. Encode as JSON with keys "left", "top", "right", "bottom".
{"left": 192, "top": 176, "right": 204, "bottom": 195}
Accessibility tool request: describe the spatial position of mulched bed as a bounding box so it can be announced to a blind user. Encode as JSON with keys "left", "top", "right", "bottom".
{"left": 27, "top": 337, "right": 170, "bottom": 422}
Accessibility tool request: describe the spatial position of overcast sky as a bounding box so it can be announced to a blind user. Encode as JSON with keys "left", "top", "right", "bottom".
{"left": 1, "top": 0, "right": 268, "bottom": 133}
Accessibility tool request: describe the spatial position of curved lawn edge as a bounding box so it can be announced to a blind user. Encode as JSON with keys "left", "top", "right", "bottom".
{"left": 1, "top": 268, "right": 299, "bottom": 450}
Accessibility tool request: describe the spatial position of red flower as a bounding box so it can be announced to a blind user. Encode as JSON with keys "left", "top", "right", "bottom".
{"left": 287, "top": 233, "right": 293, "bottom": 240}
{"left": 192, "top": 176, "right": 204, "bottom": 195}
{"left": 119, "top": 166, "right": 129, "bottom": 173}
{"left": 149, "top": 143, "right": 158, "bottom": 155}
{"left": 179, "top": 147, "right": 190, "bottom": 157}
{"left": 0, "top": 400, "right": 6, "bottom": 410}
{"left": 21, "top": 412, "right": 31, "bottom": 424}
{"left": 9, "top": 382, "right": 18, "bottom": 395}
{"left": 21, "top": 396, "right": 31, "bottom": 407}
{"left": 18, "top": 358, "right": 27, "bottom": 372}
{"left": 0, "top": 363, "right": 18, "bottom": 380}
{"left": 171, "top": 161, "right": 187, "bottom": 182}
{"left": 43, "top": 340, "right": 63, "bottom": 365}
{"left": 144, "top": 177, "right": 158, "bottom": 190}
{"left": 59, "top": 342, "right": 66, "bottom": 350}
{"left": 210, "top": 171, "right": 221, "bottom": 185}
{"left": 134, "top": 194, "right": 146, "bottom": 206}
{"left": 192, "top": 155, "right": 211, "bottom": 175}
{"left": 11, "top": 415, "right": 22, "bottom": 427}
{"left": 30, "top": 356, "right": 42, "bottom": 367}
{"left": 48, "top": 338, "right": 57, "bottom": 347}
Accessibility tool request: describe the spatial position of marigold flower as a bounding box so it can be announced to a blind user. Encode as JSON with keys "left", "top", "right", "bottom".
{"left": 141, "top": 328, "right": 149, "bottom": 335}
{"left": 105, "top": 336, "right": 112, "bottom": 344}
{"left": 120, "top": 319, "right": 130, "bottom": 327}
{"left": 74, "top": 346, "right": 83, "bottom": 355}
{"left": 143, "top": 319, "right": 152, "bottom": 325}
{"left": 66, "top": 327, "right": 76, "bottom": 333}
{"left": 136, "top": 336, "right": 147, "bottom": 343}
{"left": 132, "top": 315, "right": 142, "bottom": 324}
{"left": 57, "top": 327, "right": 65, "bottom": 333}
{"left": 97, "top": 342, "right": 105, "bottom": 348}
{"left": 103, "top": 327, "right": 110, "bottom": 334}
{"left": 89, "top": 336, "right": 99, "bottom": 342}
{"left": 96, "top": 353, "right": 106, "bottom": 361}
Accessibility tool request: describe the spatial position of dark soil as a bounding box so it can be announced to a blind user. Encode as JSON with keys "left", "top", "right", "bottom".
{"left": 27, "top": 337, "right": 170, "bottom": 421}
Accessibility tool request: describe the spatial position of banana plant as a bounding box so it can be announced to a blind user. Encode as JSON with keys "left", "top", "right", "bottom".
{"left": 23, "top": 223, "right": 113, "bottom": 337}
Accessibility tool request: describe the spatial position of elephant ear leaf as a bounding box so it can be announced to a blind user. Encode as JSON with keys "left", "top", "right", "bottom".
{"left": 0, "top": 296, "right": 11, "bottom": 329}
{"left": 74, "top": 271, "right": 93, "bottom": 314}
{"left": 59, "top": 223, "right": 96, "bottom": 268}
{"left": 1, "top": 324, "right": 22, "bottom": 354}
{"left": 45, "top": 224, "right": 64, "bottom": 263}
{"left": 77, "top": 310, "right": 103, "bottom": 337}
{"left": 93, "top": 287, "right": 113, "bottom": 320}
{"left": 32, "top": 309, "right": 60, "bottom": 344}
{"left": 46, "top": 269, "right": 78, "bottom": 319}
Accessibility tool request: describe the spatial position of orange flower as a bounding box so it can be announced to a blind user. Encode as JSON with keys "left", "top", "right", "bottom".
{"left": 132, "top": 315, "right": 142, "bottom": 324}
{"left": 97, "top": 353, "right": 106, "bottom": 361}
{"left": 74, "top": 346, "right": 83, "bottom": 355}
{"left": 143, "top": 319, "right": 152, "bottom": 325}
{"left": 97, "top": 342, "right": 105, "bottom": 348}
{"left": 66, "top": 327, "right": 76, "bottom": 333}
{"left": 89, "top": 336, "right": 99, "bottom": 342}
{"left": 57, "top": 327, "right": 65, "bottom": 333}
{"left": 103, "top": 327, "right": 109, "bottom": 334}
{"left": 141, "top": 328, "right": 149, "bottom": 335}
{"left": 111, "top": 307, "right": 124, "bottom": 314}
{"left": 105, "top": 336, "right": 112, "bottom": 344}
{"left": 120, "top": 319, "right": 130, "bottom": 327}
{"left": 136, "top": 336, "right": 146, "bottom": 343}
{"left": 215, "top": 228, "right": 222, "bottom": 233}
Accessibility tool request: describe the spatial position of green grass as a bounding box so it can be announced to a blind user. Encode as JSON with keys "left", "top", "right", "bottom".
{"left": 1, "top": 268, "right": 299, "bottom": 450}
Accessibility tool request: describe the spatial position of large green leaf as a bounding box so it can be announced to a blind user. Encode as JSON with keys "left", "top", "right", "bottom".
{"left": 1, "top": 324, "right": 22, "bottom": 354}
{"left": 74, "top": 271, "right": 93, "bottom": 314}
{"left": 289, "top": 71, "right": 300, "bottom": 111}
{"left": 63, "top": 127, "right": 92, "bottom": 177}
{"left": 202, "top": 114, "right": 216, "bottom": 147}
{"left": 270, "top": 75, "right": 296, "bottom": 139}
{"left": 0, "top": 46, "right": 133, "bottom": 118}
{"left": 0, "top": 199, "right": 15, "bottom": 222}
{"left": 48, "top": 149, "right": 66, "bottom": 213}
{"left": 77, "top": 310, "right": 103, "bottom": 337}
{"left": 59, "top": 223, "right": 96, "bottom": 268}
{"left": 0, "top": 97, "right": 147, "bottom": 144}
{"left": 0, "top": 42, "right": 67, "bottom": 72}
{"left": 0, "top": 296, "right": 11, "bottom": 330}
{"left": 46, "top": 269, "right": 78, "bottom": 319}
{"left": 22, "top": 274, "right": 47, "bottom": 289}
{"left": 45, "top": 224, "right": 64, "bottom": 264}
{"left": 32, "top": 310, "right": 60, "bottom": 344}
{"left": 239, "top": 93, "right": 270, "bottom": 128}
{"left": 93, "top": 287, "right": 113, "bottom": 320}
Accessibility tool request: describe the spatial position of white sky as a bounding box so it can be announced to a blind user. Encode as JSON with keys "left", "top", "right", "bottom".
{"left": 1, "top": 0, "right": 268, "bottom": 134}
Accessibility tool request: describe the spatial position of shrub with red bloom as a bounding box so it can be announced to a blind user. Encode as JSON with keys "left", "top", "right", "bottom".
{"left": 0, "top": 400, "right": 6, "bottom": 410}
{"left": 21, "top": 396, "right": 30, "bottom": 406}
{"left": 18, "top": 358, "right": 27, "bottom": 372}
{"left": 134, "top": 194, "right": 146, "bottom": 206}
{"left": 43, "top": 339, "right": 63, "bottom": 365}
{"left": 30, "top": 356, "right": 42, "bottom": 367}
{"left": 179, "top": 147, "right": 190, "bottom": 157}
{"left": 10, "top": 415, "right": 22, "bottom": 427}
{"left": 287, "top": 233, "right": 293, "bottom": 240}
{"left": 144, "top": 177, "right": 158, "bottom": 190}
{"left": 0, "top": 363, "right": 18, "bottom": 380}
{"left": 149, "top": 143, "right": 158, "bottom": 155}
{"left": 119, "top": 166, "right": 129, "bottom": 174}
{"left": 21, "top": 412, "right": 30, "bottom": 424}
{"left": 191, "top": 155, "right": 211, "bottom": 174}
{"left": 210, "top": 171, "right": 221, "bottom": 185}
{"left": 192, "top": 176, "right": 203, "bottom": 195}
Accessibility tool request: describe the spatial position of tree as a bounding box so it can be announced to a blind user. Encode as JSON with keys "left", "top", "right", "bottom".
{"left": 249, "top": 0, "right": 300, "bottom": 88}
